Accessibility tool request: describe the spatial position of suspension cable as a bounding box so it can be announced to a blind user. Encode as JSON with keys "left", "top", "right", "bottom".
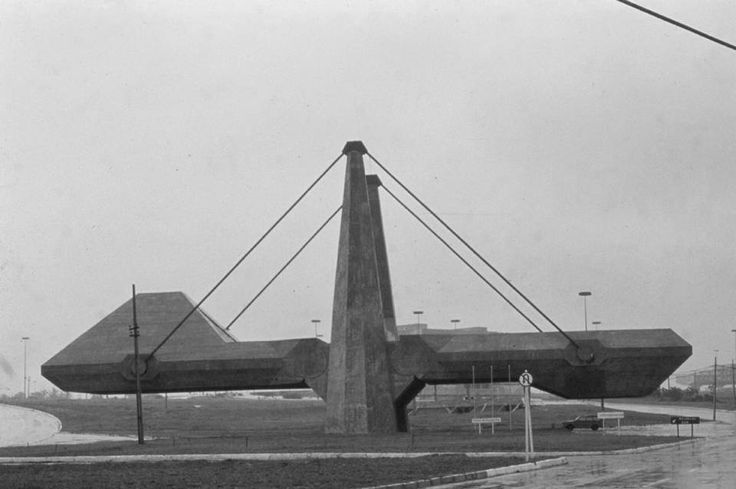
{"left": 368, "top": 151, "right": 579, "bottom": 345}
{"left": 147, "top": 153, "right": 344, "bottom": 359}
{"left": 225, "top": 205, "right": 342, "bottom": 330}
{"left": 381, "top": 184, "right": 547, "bottom": 335}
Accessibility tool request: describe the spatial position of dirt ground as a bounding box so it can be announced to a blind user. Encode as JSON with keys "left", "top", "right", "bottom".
{"left": 2, "top": 455, "right": 522, "bottom": 489}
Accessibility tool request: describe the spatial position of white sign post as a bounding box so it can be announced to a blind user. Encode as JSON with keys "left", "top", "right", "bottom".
{"left": 518, "top": 370, "right": 534, "bottom": 461}
{"left": 472, "top": 417, "right": 502, "bottom": 434}
{"left": 597, "top": 411, "right": 624, "bottom": 433}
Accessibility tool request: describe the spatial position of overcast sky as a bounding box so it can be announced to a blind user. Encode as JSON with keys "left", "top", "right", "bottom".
{"left": 2, "top": 0, "right": 735, "bottom": 395}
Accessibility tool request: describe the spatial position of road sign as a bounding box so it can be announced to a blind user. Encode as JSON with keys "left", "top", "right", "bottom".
{"left": 671, "top": 416, "right": 700, "bottom": 425}
{"left": 597, "top": 411, "right": 624, "bottom": 420}
{"left": 518, "top": 370, "right": 533, "bottom": 387}
{"left": 472, "top": 417, "right": 502, "bottom": 424}
{"left": 671, "top": 415, "right": 699, "bottom": 439}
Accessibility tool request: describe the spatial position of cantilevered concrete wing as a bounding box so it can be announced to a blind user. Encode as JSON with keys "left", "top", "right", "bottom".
{"left": 42, "top": 292, "right": 329, "bottom": 396}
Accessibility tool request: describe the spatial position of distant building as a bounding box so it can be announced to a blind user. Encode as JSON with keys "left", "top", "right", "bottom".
{"left": 396, "top": 323, "right": 489, "bottom": 336}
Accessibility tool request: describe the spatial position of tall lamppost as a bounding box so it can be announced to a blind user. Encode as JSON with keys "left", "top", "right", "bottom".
{"left": 713, "top": 349, "right": 718, "bottom": 421}
{"left": 592, "top": 321, "right": 601, "bottom": 330}
{"left": 451, "top": 319, "right": 460, "bottom": 330}
{"left": 21, "top": 337, "right": 30, "bottom": 399}
{"left": 413, "top": 310, "right": 424, "bottom": 335}
{"left": 311, "top": 319, "right": 322, "bottom": 338}
{"left": 578, "top": 291, "right": 592, "bottom": 331}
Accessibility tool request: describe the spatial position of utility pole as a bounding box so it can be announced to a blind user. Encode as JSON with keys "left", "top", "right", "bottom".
{"left": 471, "top": 365, "right": 477, "bottom": 418}
{"left": 21, "top": 337, "right": 30, "bottom": 398}
{"left": 507, "top": 364, "right": 512, "bottom": 431}
{"left": 731, "top": 329, "right": 736, "bottom": 406}
{"left": 129, "top": 284, "right": 144, "bottom": 445}
{"left": 732, "top": 358, "right": 735, "bottom": 407}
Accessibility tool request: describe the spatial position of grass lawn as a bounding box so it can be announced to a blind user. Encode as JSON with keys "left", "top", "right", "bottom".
{"left": 1, "top": 396, "right": 681, "bottom": 458}
{"left": 0, "top": 397, "right": 687, "bottom": 489}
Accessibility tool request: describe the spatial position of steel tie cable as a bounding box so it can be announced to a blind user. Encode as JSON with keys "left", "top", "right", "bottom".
{"left": 147, "top": 153, "right": 344, "bottom": 359}
{"left": 369, "top": 151, "right": 580, "bottom": 348}
{"left": 225, "top": 205, "right": 342, "bottom": 330}
{"left": 380, "top": 184, "right": 546, "bottom": 334}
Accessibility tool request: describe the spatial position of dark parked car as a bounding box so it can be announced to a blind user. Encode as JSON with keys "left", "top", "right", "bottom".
{"left": 562, "top": 414, "right": 600, "bottom": 431}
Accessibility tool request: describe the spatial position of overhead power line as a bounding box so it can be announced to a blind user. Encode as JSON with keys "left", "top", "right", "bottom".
{"left": 614, "top": 0, "right": 736, "bottom": 52}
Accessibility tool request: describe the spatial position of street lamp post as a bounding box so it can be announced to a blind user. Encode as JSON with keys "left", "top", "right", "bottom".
{"left": 713, "top": 349, "right": 718, "bottom": 421}
{"left": 578, "top": 291, "right": 592, "bottom": 331}
{"left": 312, "top": 319, "right": 322, "bottom": 338}
{"left": 451, "top": 319, "right": 460, "bottom": 330}
{"left": 413, "top": 311, "right": 424, "bottom": 335}
{"left": 21, "top": 337, "right": 30, "bottom": 399}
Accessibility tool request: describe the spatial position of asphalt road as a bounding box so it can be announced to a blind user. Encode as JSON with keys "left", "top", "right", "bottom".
{"left": 437, "top": 403, "right": 736, "bottom": 489}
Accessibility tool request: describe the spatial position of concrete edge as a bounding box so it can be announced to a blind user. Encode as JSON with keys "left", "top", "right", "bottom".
{"left": 361, "top": 457, "right": 568, "bottom": 489}
{"left": 0, "top": 438, "right": 698, "bottom": 465}
{"left": 464, "top": 437, "right": 702, "bottom": 458}
{"left": 0, "top": 452, "right": 439, "bottom": 465}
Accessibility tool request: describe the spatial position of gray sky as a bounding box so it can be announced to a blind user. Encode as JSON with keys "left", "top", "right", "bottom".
{"left": 2, "top": 0, "right": 735, "bottom": 394}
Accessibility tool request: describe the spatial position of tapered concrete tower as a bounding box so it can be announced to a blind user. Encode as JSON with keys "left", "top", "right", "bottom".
{"left": 324, "top": 141, "right": 398, "bottom": 433}
{"left": 366, "top": 174, "right": 399, "bottom": 343}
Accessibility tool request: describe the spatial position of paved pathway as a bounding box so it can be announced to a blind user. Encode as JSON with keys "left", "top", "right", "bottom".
{"left": 0, "top": 404, "right": 61, "bottom": 447}
{"left": 433, "top": 403, "right": 736, "bottom": 488}
{"left": 0, "top": 403, "right": 135, "bottom": 447}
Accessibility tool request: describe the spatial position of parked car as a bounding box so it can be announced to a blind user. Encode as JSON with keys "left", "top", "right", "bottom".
{"left": 562, "top": 414, "right": 600, "bottom": 431}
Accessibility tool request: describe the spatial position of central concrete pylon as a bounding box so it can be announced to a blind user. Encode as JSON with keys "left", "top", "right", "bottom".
{"left": 324, "top": 141, "right": 399, "bottom": 433}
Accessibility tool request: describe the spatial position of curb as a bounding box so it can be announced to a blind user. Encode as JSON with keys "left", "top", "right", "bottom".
{"left": 463, "top": 437, "right": 702, "bottom": 458}
{"left": 361, "top": 457, "right": 568, "bottom": 489}
{"left": 0, "top": 452, "right": 458, "bottom": 465}
{"left": 0, "top": 438, "right": 699, "bottom": 465}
